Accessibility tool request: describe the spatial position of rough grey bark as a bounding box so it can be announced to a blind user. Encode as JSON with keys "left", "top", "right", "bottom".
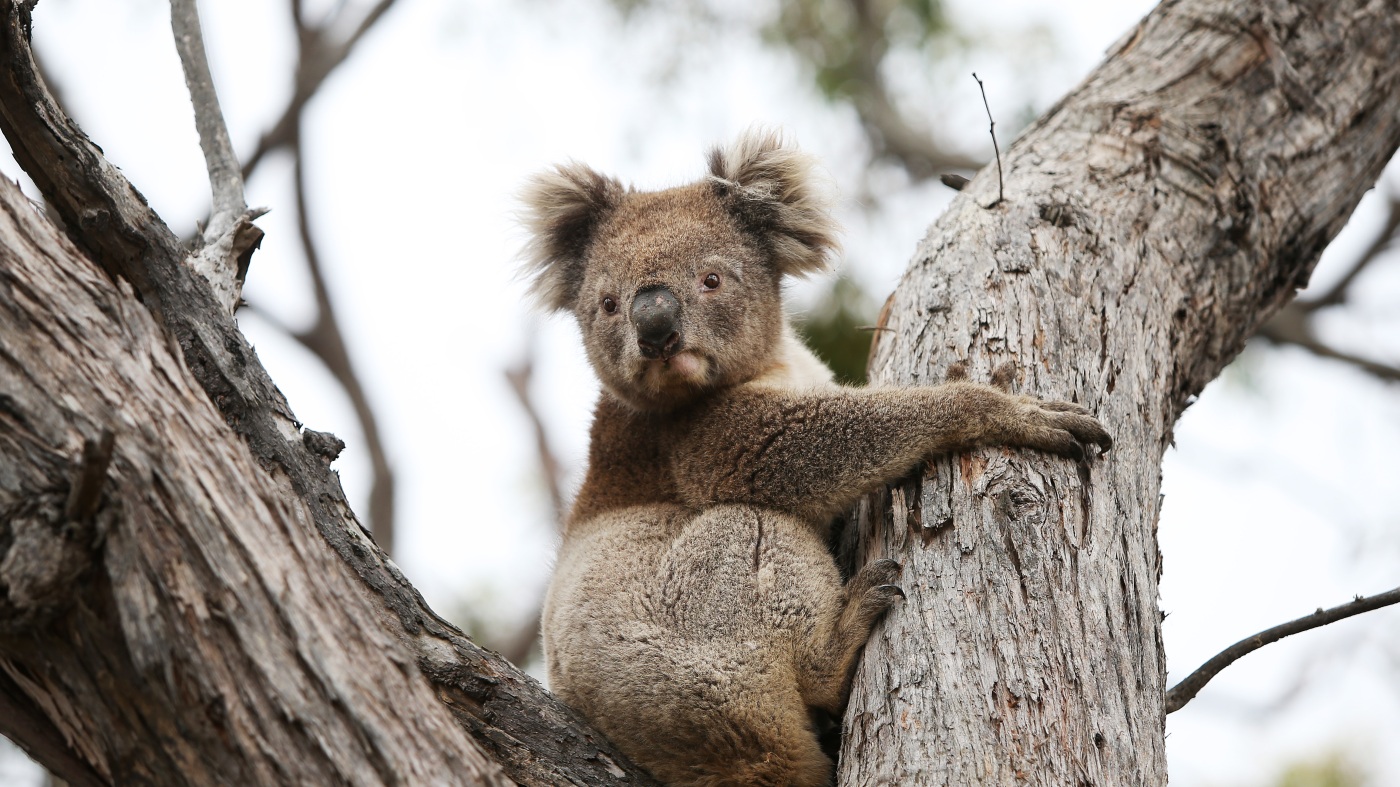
{"left": 0, "top": 2, "right": 656, "bottom": 784}
{"left": 838, "top": 0, "right": 1400, "bottom": 785}
{"left": 0, "top": 179, "right": 509, "bottom": 785}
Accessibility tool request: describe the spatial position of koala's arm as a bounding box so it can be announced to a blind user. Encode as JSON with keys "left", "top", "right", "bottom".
{"left": 670, "top": 382, "right": 1111, "bottom": 521}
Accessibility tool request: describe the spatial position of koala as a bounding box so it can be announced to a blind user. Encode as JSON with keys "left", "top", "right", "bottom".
{"left": 522, "top": 130, "right": 1111, "bottom": 787}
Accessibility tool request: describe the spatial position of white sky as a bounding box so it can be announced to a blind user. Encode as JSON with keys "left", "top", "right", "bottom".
{"left": 3, "top": 0, "right": 1398, "bottom": 784}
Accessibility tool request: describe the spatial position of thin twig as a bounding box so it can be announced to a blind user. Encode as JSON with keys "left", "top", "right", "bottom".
{"left": 972, "top": 72, "right": 1004, "bottom": 206}
{"left": 1165, "top": 585, "right": 1400, "bottom": 713}
{"left": 170, "top": 0, "right": 263, "bottom": 311}
{"left": 64, "top": 430, "right": 114, "bottom": 522}
{"left": 171, "top": 0, "right": 243, "bottom": 225}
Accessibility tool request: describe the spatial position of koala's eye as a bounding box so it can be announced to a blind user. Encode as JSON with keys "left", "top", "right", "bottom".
{"left": 702, "top": 273, "right": 721, "bottom": 291}
{"left": 601, "top": 296, "right": 618, "bottom": 314}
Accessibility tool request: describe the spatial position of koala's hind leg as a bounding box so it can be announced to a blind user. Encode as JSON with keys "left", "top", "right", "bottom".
{"left": 800, "top": 558, "right": 904, "bottom": 713}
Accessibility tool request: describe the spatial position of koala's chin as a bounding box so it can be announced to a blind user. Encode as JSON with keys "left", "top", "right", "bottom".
{"left": 626, "top": 350, "right": 713, "bottom": 411}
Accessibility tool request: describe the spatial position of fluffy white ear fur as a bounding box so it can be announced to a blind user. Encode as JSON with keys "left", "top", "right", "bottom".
{"left": 707, "top": 129, "right": 842, "bottom": 277}
{"left": 519, "top": 163, "right": 624, "bottom": 312}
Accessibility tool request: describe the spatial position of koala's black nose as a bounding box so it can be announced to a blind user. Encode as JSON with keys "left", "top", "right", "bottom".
{"left": 631, "top": 285, "right": 681, "bottom": 359}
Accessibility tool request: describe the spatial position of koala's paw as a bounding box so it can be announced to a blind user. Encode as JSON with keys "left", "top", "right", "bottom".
{"left": 1013, "top": 397, "right": 1114, "bottom": 460}
{"left": 847, "top": 558, "right": 905, "bottom": 614}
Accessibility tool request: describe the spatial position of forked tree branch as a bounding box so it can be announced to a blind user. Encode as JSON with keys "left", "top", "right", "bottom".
{"left": 1165, "top": 586, "right": 1400, "bottom": 713}
{"left": 170, "top": 0, "right": 264, "bottom": 311}
{"left": 241, "top": 0, "right": 401, "bottom": 181}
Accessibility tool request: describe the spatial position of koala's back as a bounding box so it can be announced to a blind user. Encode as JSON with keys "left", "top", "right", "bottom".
{"left": 543, "top": 498, "right": 841, "bottom": 787}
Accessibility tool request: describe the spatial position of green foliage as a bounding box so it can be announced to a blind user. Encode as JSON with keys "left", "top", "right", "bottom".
{"left": 601, "top": 0, "right": 954, "bottom": 105}
{"left": 768, "top": 0, "right": 951, "bottom": 103}
{"left": 1254, "top": 749, "right": 1371, "bottom": 787}
{"left": 796, "top": 276, "right": 879, "bottom": 385}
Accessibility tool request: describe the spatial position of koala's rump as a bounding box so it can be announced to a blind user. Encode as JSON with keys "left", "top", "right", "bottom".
{"left": 543, "top": 503, "right": 839, "bottom": 785}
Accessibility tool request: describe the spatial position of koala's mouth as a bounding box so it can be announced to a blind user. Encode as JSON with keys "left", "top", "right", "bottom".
{"left": 637, "top": 349, "right": 708, "bottom": 387}
{"left": 659, "top": 350, "right": 703, "bottom": 378}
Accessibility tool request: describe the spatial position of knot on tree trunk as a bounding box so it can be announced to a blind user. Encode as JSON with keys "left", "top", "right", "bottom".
{"left": 1, "top": 489, "right": 109, "bottom": 632}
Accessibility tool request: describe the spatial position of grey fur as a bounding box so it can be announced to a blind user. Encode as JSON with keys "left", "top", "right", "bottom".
{"left": 521, "top": 130, "right": 1111, "bottom": 786}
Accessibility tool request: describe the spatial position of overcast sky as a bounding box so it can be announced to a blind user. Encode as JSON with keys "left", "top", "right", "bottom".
{"left": 3, "top": 0, "right": 1399, "bottom": 784}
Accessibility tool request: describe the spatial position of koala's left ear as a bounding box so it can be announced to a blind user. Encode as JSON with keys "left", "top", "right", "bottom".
{"left": 520, "top": 163, "right": 625, "bottom": 312}
{"left": 707, "top": 129, "right": 841, "bottom": 276}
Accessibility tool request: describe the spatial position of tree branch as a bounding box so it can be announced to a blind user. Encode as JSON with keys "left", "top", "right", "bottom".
{"left": 170, "top": 0, "right": 263, "bottom": 311}
{"left": 842, "top": 0, "right": 980, "bottom": 179}
{"left": 241, "top": 0, "right": 401, "bottom": 181}
{"left": 497, "top": 337, "right": 567, "bottom": 667}
{"left": 1257, "top": 303, "right": 1400, "bottom": 383}
{"left": 1298, "top": 190, "right": 1400, "bottom": 311}
{"left": 288, "top": 120, "right": 398, "bottom": 554}
{"left": 171, "top": 0, "right": 243, "bottom": 224}
{"left": 1165, "top": 586, "right": 1400, "bottom": 714}
{"left": 845, "top": 0, "right": 1400, "bottom": 780}
{"left": 504, "top": 344, "right": 566, "bottom": 524}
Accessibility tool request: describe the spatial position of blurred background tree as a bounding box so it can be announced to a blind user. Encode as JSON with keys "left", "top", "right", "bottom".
{"left": 2, "top": 0, "right": 1397, "bottom": 783}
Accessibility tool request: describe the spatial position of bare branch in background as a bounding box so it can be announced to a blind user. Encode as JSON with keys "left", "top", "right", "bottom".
{"left": 841, "top": 0, "right": 980, "bottom": 179}
{"left": 232, "top": 0, "right": 404, "bottom": 550}
{"left": 1257, "top": 305, "right": 1400, "bottom": 383}
{"left": 286, "top": 121, "right": 398, "bottom": 555}
{"left": 498, "top": 336, "right": 568, "bottom": 666}
{"left": 505, "top": 342, "right": 567, "bottom": 523}
{"left": 1166, "top": 585, "right": 1400, "bottom": 714}
{"left": 170, "top": 0, "right": 264, "bottom": 311}
{"left": 1255, "top": 188, "right": 1400, "bottom": 385}
{"left": 242, "top": 0, "right": 401, "bottom": 181}
{"left": 1299, "top": 191, "right": 1400, "bottom": 311}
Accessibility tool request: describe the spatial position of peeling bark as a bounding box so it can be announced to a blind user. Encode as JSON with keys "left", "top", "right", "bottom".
{"left": 839, "top": 0, "right": 1400, "bottom": 784}
{"left": 0, "top": 182, "right": 512, "bottom": 785}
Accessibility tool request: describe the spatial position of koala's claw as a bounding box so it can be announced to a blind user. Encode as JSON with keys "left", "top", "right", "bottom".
{"left": 1058, "top": 411, "right": 1113, "bottom": 453}
{"left": 847, "top": 558, "right": 903, "bottom": 597}
{"left": 1019, "top": 398, "right": 1113, "bottom": 458}
{"left": 874, "top": 583, "right": 906, "bottom": 600}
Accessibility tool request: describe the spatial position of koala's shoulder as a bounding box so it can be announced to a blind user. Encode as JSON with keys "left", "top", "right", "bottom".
{"left": 745, "top": 325, "right": 837, "bottom": 393}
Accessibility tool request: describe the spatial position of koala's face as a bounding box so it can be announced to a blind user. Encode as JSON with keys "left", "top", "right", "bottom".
{"left": 521, "top": 130, "right": 840, "bottom": 411}
{"left": 572, "top": 186, "right": 783, "bottom": 410}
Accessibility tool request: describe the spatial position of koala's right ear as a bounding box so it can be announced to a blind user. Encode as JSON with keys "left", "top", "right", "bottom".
{"left": 520, "top": 163, "right": 625, "bottom": 312}
{"left": 707, "top": 129, "right": 841, "bottom": 277}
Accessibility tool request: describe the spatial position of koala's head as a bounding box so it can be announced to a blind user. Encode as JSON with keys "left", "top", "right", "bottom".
{"left": 520, "top": 130, "right": 840, "bottom": 411}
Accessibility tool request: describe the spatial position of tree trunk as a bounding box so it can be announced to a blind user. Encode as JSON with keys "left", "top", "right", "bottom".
{"left": 0, "top": 179, "right": 511, "bottom": 786}
{"left": 838, "top": 0, "right": 1400, "bottom": 784}
{"left": 0, "top": 2, "right": 656, "bottom": 784}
